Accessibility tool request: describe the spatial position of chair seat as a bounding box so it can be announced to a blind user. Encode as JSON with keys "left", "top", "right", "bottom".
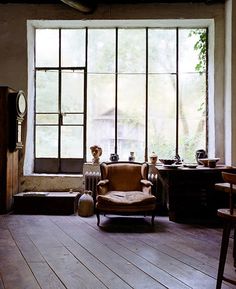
{"left": 217, "top": 208, "right": 236, "bottom": 221}
{"left": 96, "top": 191, "right": 156, "bottom": 212}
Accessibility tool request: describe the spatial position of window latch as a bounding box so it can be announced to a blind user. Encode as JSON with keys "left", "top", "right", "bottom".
{"left": 59, "top": 113, "right": 67, "bottom": 125}
{"left": 59, "top": 113, "right": 63, "bottom": 125}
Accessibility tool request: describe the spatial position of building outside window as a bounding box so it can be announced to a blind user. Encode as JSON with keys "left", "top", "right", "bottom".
{"left": 33, "top": 22, "right": 207, "bottom": 174}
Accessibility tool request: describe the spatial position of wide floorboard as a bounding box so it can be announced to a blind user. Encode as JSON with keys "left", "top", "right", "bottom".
{"left": 0, "top": 214, "right": 235, "bottom": 289}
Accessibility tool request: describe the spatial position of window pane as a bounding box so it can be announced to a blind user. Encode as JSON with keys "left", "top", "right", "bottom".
{"left": 149, "top": 29, "right": 176, "bottom": 73}
{"left": 88, "top": 29, "right": 116, "bottom": 73}
{"left": 36, "top": 114, "right": 58, "bottom": 125}
{"left": 117, "top": 74, "right": 145, "bottom": 161}
{"left": 63, "top": 114, "right": 83, "bottom": 125}
{"left": 61, "top": 29, "right": 85, "bottom": 67}
{"left": 87, "top": 74, "right": 115, "bottom": 161}
{"left": 35, "top": 29, "right": 59, "bottom": 67}
{"left": 118, "top": 29, "right": 146, "bottom": 73}
{"left": 61, "top": 70, "right": 84, "bottom": 113}
{"left": 178, "top": 73, "right": 206, "bottom": 162}
{"left": 36, "top": 126, "right": 58, "bottom": 158}
{"left": 36, "top": 71, "right": 58, "bottom": 113}
{"left": 179, "top": 29, "right": 206, "bottom": 73}
{"left": 61, "top": 126, "right": 83, "bottom": 158}
{"left": 148, "top": 74, "right": 176, "bottom": 159}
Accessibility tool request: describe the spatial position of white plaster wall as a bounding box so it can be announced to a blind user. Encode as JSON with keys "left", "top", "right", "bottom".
{"left": 232, "top": 2, "right": 236, "bottom": 165}
{"left": 224, "top": 0, "right": 236, "bottom": 166}
{"left": 0, "top": 2, "right": 226, "bottom": 192}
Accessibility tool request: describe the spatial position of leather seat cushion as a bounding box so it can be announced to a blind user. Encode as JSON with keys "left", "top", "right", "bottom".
{"left": 96, "top": 191, "right": 156, "bottom": 210}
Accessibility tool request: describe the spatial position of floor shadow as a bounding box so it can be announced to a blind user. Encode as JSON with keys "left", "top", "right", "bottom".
{"left": 97, "top": 215, "right": 167, "bottom": 233}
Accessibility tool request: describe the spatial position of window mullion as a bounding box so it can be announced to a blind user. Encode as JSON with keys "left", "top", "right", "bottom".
{"left": 58, "top": 29, "right": 62, "bottom": 172}
{"left": 145, "top": 27, "right": 148, "bottom": 162}
{"left": 115, "top": 27, "right": 118, "bottom": 154}
{"left": 84, "top": 27, "right": 88, "bottom": 162}
{"left": 176, "top": 28, "right": 179, "bottom": 157}
{"left": 206, "top": 28, "right": 209, "bottom": 154}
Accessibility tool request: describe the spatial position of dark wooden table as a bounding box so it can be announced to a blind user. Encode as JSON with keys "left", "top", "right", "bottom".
{"left": 155, "top": 165, "right": 236, "bottom": 222}
{"left": 13, "top": 191, "right": 81, "bottom": 215}
{"left": 215, "top": 182, "right": 236, "bottom": 193}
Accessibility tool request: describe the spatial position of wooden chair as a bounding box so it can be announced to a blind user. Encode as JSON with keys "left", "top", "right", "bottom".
{"left": 216, "top": 172, "right": 236, "bottom": 289}
{"left": 95, "top": 162, "right": 157, "bottom": 226}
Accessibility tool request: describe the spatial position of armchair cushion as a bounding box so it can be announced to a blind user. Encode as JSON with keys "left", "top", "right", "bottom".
{"left": 97, "top": 191, "right": 156, "bottom": 208}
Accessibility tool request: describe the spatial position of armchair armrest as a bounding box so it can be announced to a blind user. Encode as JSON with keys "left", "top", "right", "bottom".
{"left": 97, "top": 179, "right": 109, "bottom": 186}
{"left": 140, "top": 179, "right": 153, "bottom": 187}
{"left": 141, "top": 179, "right": 153, "bottom": 194}
{"left": 97, "top": 179, "right": 109, "bottom": 195}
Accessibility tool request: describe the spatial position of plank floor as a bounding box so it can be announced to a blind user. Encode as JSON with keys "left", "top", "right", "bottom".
{"left": 0, "top": 214, "right": 235, "bottom": 289}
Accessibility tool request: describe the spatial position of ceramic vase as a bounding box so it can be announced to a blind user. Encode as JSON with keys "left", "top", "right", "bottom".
{"left": 129, "top": 152, "right": 135, "bottom": 162}
{"left": 78, "top": 190, "right": 94, "bottom": 217}
{"left": 110, "top": 153, "right": 119, "bottom": 162}
{"left": 195, "top": 149, "right": 207, "bottom": 164}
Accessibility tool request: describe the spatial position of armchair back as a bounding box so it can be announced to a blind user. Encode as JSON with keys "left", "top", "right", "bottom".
{"left": 100, "top": 162, "right": 149, "bottom": 192}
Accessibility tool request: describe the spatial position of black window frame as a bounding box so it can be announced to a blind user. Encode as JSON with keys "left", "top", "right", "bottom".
{"left": 34, "top": 26, "right": 208, "bottom": 174}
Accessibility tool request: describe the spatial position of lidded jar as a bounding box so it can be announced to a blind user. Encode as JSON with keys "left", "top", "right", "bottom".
{"left": 129, "top": 151, "right": 135, "bottom": 162}
{"left": 149, "top": 152, "right": 158, "bottom": 165}
{"left": 78, "top": 190, "right": 94, "bottom": 217}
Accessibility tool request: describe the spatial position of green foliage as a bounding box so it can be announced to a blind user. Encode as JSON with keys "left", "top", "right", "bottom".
{"left": 189, "top": 29, "right": 207, "bottom": 74}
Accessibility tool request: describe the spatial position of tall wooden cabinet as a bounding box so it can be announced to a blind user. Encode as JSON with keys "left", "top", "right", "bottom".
{"left": 0, "top": 86, "right": 26, "bottom": 213}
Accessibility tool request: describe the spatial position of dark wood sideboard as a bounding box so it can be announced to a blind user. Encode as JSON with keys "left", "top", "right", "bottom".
{"left": 156, "top": 165, "right": 236, "bottom": 223}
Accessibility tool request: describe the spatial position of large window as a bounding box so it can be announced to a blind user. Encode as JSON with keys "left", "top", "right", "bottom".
{"left": 34, "top": 25, "right": 207, "bottom": 173}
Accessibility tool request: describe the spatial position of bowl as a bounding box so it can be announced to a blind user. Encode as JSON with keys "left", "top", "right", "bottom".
{"left": 198, "top": 158, "right": 220, "bottom": 167}
{"left": 159, "top": 159, "right": 176, "bottom": 165}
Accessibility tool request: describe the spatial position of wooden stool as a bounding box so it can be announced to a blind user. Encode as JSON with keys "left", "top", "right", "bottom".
{"left": 216, "top": 172, "right": 236, "bottom": 289}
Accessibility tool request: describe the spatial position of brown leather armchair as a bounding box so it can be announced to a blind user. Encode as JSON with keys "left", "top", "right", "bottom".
{"left": 96, "top": 161, "right": 157, "bottom": 226}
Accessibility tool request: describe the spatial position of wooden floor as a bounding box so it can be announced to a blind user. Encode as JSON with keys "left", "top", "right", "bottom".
{"left": 0, "top": 214, "right": 235, "bottom": 289}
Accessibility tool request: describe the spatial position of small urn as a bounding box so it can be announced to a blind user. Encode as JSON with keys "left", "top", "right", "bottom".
{"left": 149, "top": 152, "right": 158, "bottom": 165}
{"left": 110, "top": 153, "right": 119, "bottom": 162}
{"left": 128, "top": 152, "right": 135, "bottom": 162}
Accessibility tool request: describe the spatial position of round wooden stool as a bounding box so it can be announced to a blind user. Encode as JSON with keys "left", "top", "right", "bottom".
{"left": 216, "top": 172, "right": 236, "bottom": 289}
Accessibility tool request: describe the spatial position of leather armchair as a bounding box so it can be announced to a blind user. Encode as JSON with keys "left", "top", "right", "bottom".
{"left": 96, "top": 161, "right": 157, "bottom": 226}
